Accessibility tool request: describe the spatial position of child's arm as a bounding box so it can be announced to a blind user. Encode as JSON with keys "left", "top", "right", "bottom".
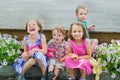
{"left": 58, "top": 39, "right": 73, "bottom": 62}
{"left": 78, "top": 39, "right": 92, "bottom": 59}
{"left": 21, "top": 37, "right": 29, "bottom": 60}
{"left": 88, "top": 24, "right": 95, "bottom": 30}
{"left": 40, "top": 34, "right": 47, "bottom": 54}
{"left": 22, "top": 37, "right": 28, "bottom": 52}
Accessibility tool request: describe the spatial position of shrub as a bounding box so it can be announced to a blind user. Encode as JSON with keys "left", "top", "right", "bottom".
{"left": 93, "top": 39, "right": 120, "bottom": 78}
{"left": 0, "top": 34, "right": 22, "bottom": 67}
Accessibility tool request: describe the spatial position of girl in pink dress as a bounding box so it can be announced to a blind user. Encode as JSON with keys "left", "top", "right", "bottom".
{"left": 64, "top": 22, "right": 93, "bottom": 80}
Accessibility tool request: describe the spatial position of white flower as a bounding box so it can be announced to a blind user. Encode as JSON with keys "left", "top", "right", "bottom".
{"left": 107, "top": 56, "right": 111, "bottom": 62}
{"left": 8, "top": 53, "right": 12, "bottom": 56}
{"left": 94, "top": 39, "right": 120, "bottom": 76}
{"left": 111, "top": 74, "right": 116, "bottom": 78}
{"left": 0, "top": 34, "right": 22, "bottom": 65}
{"left": 102, "top": 61, "right": 107, "bottom": 66}
{"left": 2, "top": 59, "right": 8, "bottom": 65}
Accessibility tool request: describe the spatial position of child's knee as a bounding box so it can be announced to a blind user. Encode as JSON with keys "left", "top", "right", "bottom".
{"left": 28, "top": 58, "right": 36, "bottom": 65}
{"left": 94, "top": 39, "right": 98, "bottom": 44}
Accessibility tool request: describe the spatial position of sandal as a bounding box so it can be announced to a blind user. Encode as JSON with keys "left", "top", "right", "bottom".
{"left": 68, "top": 77, "right": 76, "bottom": 80}
{"left": 79, "top": 78, "right": 86, "bottom": 80}
{"left": 47, "top": 71, "right": 55, "bottom": 80}
{"left": 41, "top": 76, "right": 47, "bottom": 80}
{"left": 16, "top": 75, "right": 25, "bottom": 80}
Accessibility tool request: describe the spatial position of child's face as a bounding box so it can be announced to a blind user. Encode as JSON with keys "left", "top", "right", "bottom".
{"left": 76, "top": 8, "right": 88, "bottom": 21}
{"left": 71, "top": 24, "right": 84, "bottom": 40}
{"left": 52, "top": 30, "right": 65, "bottom": 44}
{"left": 27, "top": 20, "right": 40, "bottom": 34}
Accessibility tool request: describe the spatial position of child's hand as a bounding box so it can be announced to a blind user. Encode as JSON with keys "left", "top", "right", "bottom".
{"left": 71, "top": 54, "right": 78, "bottom": 61}
{"left": 28, "top": 48, "right": 37, "bottom": 57}
{"left": 57, "top": 55, "right": 67, "bottom": 62}
{"left": 58, "top": 58, "right": 64, "bottom": 62}
{"left": 89, "top": 24, "right": 95, "bottom": 30}
{"left": 21, "top": 52, "right": 29, "bottom": 60}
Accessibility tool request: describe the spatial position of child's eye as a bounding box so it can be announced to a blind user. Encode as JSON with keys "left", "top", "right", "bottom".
{"left": 73, "top": 31, "right": 76, "bottom": 33}
{"left": 85, "top": 13, "right": 87, "bottom": 15}
{"left": 80, "top": 13, "right": 83, "bottom": 15}
{"left": 53, "top": 34, "right": 56, "bottom": 36}
{"left": 58, "top": 35, "right": 61, "bottom": 37}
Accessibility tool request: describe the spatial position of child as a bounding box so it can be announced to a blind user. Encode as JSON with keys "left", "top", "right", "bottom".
{"left": 13, "top": 19, "right": 47, "bottom": 80}
{"left": 76, "top": 5, "right": 98, "bottom": 53}
{"left": 64, "top": 22, "right": 93, "bottom": 80}
{"left": 47, "top": 26, "right": 68, "bottom": 80}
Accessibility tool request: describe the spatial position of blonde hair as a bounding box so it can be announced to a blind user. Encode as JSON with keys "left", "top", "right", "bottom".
{"left": 76, "top": 5, "right": 88, "bottom": 14}
{"left": 25, "top": 19, "right": 42, "bottom": 33}
{"left": 52, "top": 26, "right": 66, "bottom": 36}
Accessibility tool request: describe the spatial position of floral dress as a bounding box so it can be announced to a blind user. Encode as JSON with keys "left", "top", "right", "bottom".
{"left": 13, "top": 33, "right": 47, "bottom": 75}
{"left": 64, "top": 39, "right": 93, "bottom": 75}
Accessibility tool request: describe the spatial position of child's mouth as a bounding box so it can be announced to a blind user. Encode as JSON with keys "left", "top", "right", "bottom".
{"left": 30, "top": 29, "right": 35, "bottom": 32}
{"left": 56, "top": 39, "right": 59, "bottom": 41}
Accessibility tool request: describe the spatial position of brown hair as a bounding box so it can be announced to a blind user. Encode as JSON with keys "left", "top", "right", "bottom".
{"left": 69, "top": 22, "right": 86, "bottom": 40}
{"left": 76, "top": 5, "right": 88, "bottom": 14}
{"left": 25, "top": 19, "right": 42, "bottom": 34}
{"left": 52, "top": 26, "right": 66, "bottom": 36}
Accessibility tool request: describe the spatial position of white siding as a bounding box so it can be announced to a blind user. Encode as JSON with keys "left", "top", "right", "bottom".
{"left": 0, "top": 0, "right": 120, "bottom": 32}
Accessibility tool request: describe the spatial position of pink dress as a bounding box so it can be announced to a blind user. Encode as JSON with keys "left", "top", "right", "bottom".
{"left": 64, "top": 39, "right": 93, "bottom": 75}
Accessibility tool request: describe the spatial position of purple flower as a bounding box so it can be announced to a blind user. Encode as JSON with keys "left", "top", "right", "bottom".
{"left": 116, "top": 68, "right": 120, "bottom": 72}
{"left": 111, "top": 74, "right": 116, "bottom": 78}
{"left": 2, "top": 59, "right": 8, "bottom": 65}
{"left": 107, "top": 56, "right": 111, "bottom": 62}
{"left": 102, "top": 61, "right": 107, "bottom": 66}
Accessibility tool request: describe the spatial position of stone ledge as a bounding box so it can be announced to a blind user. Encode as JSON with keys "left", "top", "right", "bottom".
{"left": 0, "top": 65, "right": 120, "bottom": 80}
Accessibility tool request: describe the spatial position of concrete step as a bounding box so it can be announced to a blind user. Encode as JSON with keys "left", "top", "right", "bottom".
{"left": 0, "top": 65, "right": 120, "bottom": 80}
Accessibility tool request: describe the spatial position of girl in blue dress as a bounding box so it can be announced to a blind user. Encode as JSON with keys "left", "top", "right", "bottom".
{"left": 13, "top": 19, "right": 47, "bottom": 80}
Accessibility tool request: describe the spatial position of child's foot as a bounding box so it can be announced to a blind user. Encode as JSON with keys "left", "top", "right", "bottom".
{"left": 68, "top": 77, "right": 76, "bottom": 80}
{"left": 17, "top": 75, "right": 25, "bottom": 80}
{"left": 41, "top": 76, "right": 47, "bottom": 80}
{"left": 47, "top": 71, "right": 55, "bottom": 80}
{"left": 79, "top": 78, "right": 86, "bottom": 80}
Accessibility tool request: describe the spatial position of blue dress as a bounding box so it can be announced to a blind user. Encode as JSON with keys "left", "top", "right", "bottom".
{"left": 13, "top": 33, "right": 47, "bottom": 75}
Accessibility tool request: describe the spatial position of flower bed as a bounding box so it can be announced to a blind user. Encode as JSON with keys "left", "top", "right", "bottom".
{"left": 0, "top": 34, "right": 22, "bottom": 67}
{"left": 93, "top": 39, "right": 120, "bottom": 79}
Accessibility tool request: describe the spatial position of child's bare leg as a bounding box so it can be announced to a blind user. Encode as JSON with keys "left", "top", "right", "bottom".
{"left": 48, "top": 64, "right": 54, "bottom": 72}
{"left": 68, "top": 68, "right": 75, "bottom": 78}
{"left": 80, "top": 69, "right": 86, "bottom": 79}
{"left": 52, "top": 68, "right": 60, "bottom": 80}
{"left": 22, "top": 58, "right": 36, "bottom": 74}
{"left": 47, "top": 64, "right": 55, "bottom": 80}
{"left": 37, "top": 59, "right": 46, "bottom": 76}
{"left": 91, "top": 39, "right": 98, "bottom": 52}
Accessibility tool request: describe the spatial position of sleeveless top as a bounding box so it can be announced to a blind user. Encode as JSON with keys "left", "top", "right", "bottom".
{"left": 70, "top": 39, "right": 86, "bottom": 56}
{"left": 24, "top": 33, "right": 42, "bottom": 51}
